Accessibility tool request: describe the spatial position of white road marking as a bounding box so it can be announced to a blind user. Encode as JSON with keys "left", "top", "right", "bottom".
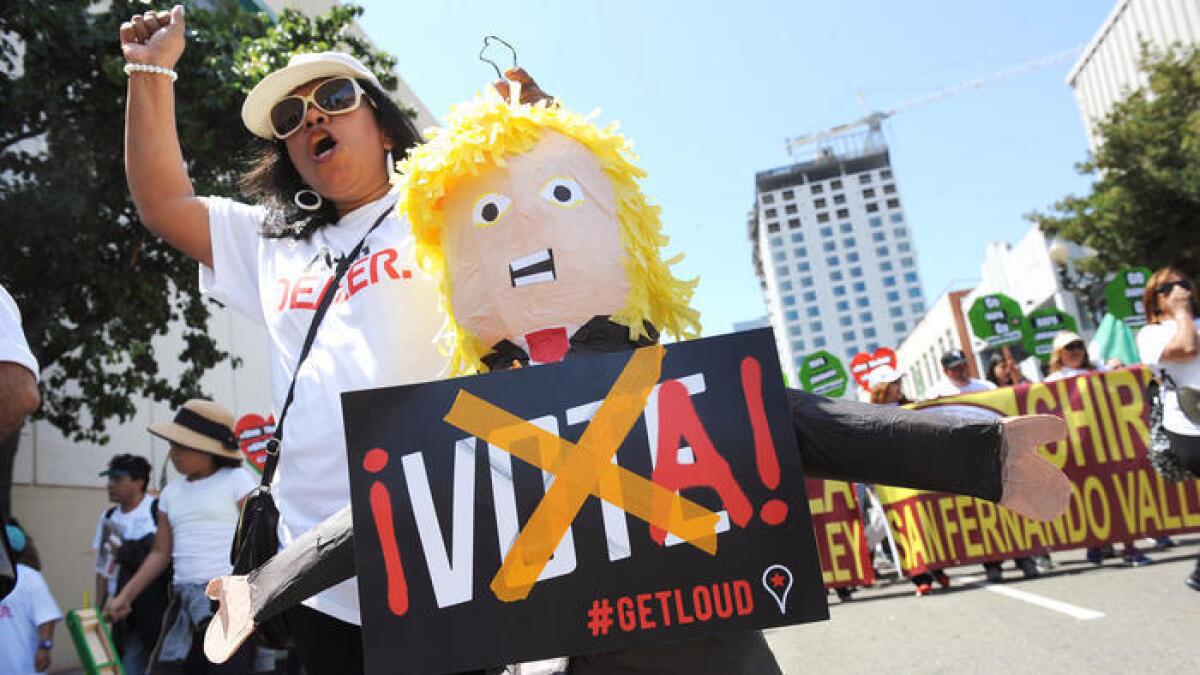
{"left": 981, "top": 584, "right": 1105, "bottom": 620}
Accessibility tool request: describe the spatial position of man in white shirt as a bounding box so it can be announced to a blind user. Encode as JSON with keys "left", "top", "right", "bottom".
{"left": 932, "top": 349, "right": 997, "bottom": 398}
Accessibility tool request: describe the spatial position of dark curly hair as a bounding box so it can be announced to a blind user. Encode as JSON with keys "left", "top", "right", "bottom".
{"left": 240, "top": 79, "right": 421, "bottom": 239}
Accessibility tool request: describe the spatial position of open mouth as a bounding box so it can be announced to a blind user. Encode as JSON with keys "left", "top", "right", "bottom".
{"left": 309, "top": 130, "right": 338, "bottom": 161}
{"left": 509, "top": 248, "right": 556, "bottom": 287}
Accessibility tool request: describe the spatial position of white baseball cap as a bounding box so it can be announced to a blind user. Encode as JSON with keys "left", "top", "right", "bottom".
{"left": 1051, "top": 330, "right": 1085, "bottom": 352}
{"left": 242, "top": 51, "right": 382, "bottom": 139}
{"left": 865, "top": 365, "right": 902, "bottom": 389}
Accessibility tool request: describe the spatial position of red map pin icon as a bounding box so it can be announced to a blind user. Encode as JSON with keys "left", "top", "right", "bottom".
{"left": 761, "top": 563, "right": 794, "bottom": 614}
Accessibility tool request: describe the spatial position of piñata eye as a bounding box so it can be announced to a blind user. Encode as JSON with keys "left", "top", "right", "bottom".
{"left": 472, "top": 193, "right": 512, "bottom": 227}
{"left": 540, "top": 178, "right": 584, "bottom": 208}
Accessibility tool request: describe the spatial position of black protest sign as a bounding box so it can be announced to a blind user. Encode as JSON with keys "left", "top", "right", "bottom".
{"left": 343, "top": 328, "right": 827, "bottom": 673}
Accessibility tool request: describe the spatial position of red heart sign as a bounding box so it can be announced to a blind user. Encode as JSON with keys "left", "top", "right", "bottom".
{"left": 849, "top": 347, "right": 898, "bottom": 391}
{"left": 235, "top": 413, "right": 276, "bottom": 474}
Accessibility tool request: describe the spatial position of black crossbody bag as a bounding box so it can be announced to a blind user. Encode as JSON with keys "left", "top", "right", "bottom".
{"left": 230, "top": 204, "right": 391, "bottom": 648}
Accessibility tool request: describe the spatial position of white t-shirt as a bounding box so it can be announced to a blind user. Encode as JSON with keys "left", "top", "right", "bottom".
{"left": 0, "top": 284, "right": 38, "bottom": 381}
{"left": 0, "top": 564, "right": 62, "bottom": 675}
{"left": 91, "top": 496, "right": 159, "bottom": 597}
{"left": 158, "top": 466, "right": 256, "bottom": 584}
{"left": 1138, "top": 318, "right": 1200, "bottom": 436}
{"left": 200, "top": 195, "right": 446, "bottom": 623}
{"left": 1044, "top": 365, "right": 1104, "bottom": 382}
{"left": 932, "top": 377, "right": 996, "bottom": 398}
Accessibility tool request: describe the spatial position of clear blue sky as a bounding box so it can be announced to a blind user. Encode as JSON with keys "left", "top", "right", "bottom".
{"left": 359, "top": 0, "right": 1112, "bottom": 337}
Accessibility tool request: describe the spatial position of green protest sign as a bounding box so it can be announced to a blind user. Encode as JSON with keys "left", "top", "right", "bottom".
{"left": 798, "top": 350, "right": 849, "bottom": 398}
{"left": 967, "top": 293, "right": 1025, "bottom": 347}
{"left": 1021, "top": 308, "right": 1079, "bottom": 362}
{"left": 1104, "top": 266, "right": 1152, "bottom": 329}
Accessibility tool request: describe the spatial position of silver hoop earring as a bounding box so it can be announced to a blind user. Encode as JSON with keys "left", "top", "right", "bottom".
{"left": 294, "top": 189, "right": 323, "bottom": 212}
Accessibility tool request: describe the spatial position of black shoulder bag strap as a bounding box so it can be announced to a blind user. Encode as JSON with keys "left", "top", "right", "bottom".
{"left": 258, "top": 202, "right": 394, "bottom": 490}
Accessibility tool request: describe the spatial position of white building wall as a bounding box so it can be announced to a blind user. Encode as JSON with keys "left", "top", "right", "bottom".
{"left": 895, "top": 291, "right": 967, "bottom": 401}
{"left": 1067, "top": 0, "right": 1200, "bottom": 149}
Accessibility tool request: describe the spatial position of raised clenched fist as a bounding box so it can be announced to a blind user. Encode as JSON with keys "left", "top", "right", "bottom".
{"left": 119, "top": 5, "right": 186, "bottom": 69}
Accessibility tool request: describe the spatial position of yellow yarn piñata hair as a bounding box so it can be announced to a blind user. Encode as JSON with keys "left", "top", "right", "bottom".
{"left": 398, "top": 91, "right": 701, "bottom": 375}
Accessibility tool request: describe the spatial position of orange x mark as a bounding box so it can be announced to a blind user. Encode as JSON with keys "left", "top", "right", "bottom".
{"left": 444, "top": 345, "right": 722, "bottom": 602}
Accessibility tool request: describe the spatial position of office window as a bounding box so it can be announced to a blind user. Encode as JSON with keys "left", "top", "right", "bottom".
{"left": 894, "top": 227, "right": 906, "bottom": 238}
{"left": 779, "top": 280, "right": 793, "bottom": 291}
{"left": 839, "top": 316, "right": 853, "bottom": 327}
{"left": 859, "top": 311, "right": 873, "bottom": 323}
{"left": 783, "top": 294, "right": 797, "bottom": 307}
{"left": 833, "top": 194, "right": 846, "bottom": 205}
{"left": 911, "top": 302, "right": 925, "bottom": 314}
{"left": 883, "top": 184, "right": 896, "bottom": 194}
{"left": 855, "top": 296, "right": 869, "bottom": 307}
{"left": 772, "top": 251, "right": 786, "bottom": 263}
{"left": 883, "top": 275, "right": 896, "bottom": 287}
{"left": 846, "top": 252, "right": 860, "bottom": 263}
{"left": 797, "top": 261, "right": 811, "bottom": 272}
{"left": 769, "top": 236, "right": 783, "bottom": 248}
{"left": 762, "top": 193, "right": 775, "bottom": 204}
{"left": 791, "top": 339, "right": 804, "bottom": 352}
{"left": 867, "top": 342, "right": 880, "bottom": 352}
{"left": 890, "top": 213, "right": 904, "bottom": 223}
{"left": 886, "top": 198, "right": 900, "bottom": 209}
{"left": 785, "top": 204, "right": 798, "bottom": 215}
{"left": 862, "top": 188, "right": 876, "bottom": 198}
{"left": 898, "top": 242, "right": 911, "bottom": 253}
{"left": 859, "top": 173, "right": 872, "bottom": 184}
{"left": 904, "top": 272, "right": 919, "bottom": 283}
{"left": 765, "top": 208, "right": 777, "bottom": 217}
{"left": 830, "top": 270, "right": 844, "bottom": 281}
{"left": 801, "top": 276, "right": 814, "bottom": 288}
{"left": 880, "top": 261, "right": 893, "bottom": 271}
{"left": 886, "top": 291, "right": 900, "bottom": 302}
{"left": 782, "top": 189, "right": 794, "bottom": 200}
{"left": 810, "top": 184, "right": 824, "bottom": 194}
{"left": 785, "top": 310, "right": 799, "bottom": 321}
{"left": 803, "top": 291, "right": 817, "bottom": 302}
{"left": 842, "top": 237, "right": 856, "bottom": 248}
{"left": 852, "top": 281, "right": 866, "bottom": 293}
{"left": 833, "top": 285, "right": 847, "bottom": 297}
{"left": 767, "top": 221, "right": 780, "bottom": 233}
{"left": 788, "top": 325, "right": 801, "bottom": 336}
{"left": 839, "top": 222, "right": 853, "bottom": 233}
{"left": 865, "top": 203, "right": 879, "bottom": 213}
{"left": 836, "top": 208, "right": 849, "bottom": 219}
{"left": 791, "top": 233, "right": 805, "bottom": 243}
{"left": 826, "top": 255, "right": 840, "bottom": 266}
{"left": 775, "top": 266, "right": 788, "bottom": 277}
{"left": 814, "top": 198, "right": 828, "bottom": 208}
{"left": 830, "top": 179, "right": 843, "bottom": 189}
{"left": 845, "top": 346, "right": 858, "bottom": 358}
{"left": 813, "top": 336, "right": 826, "bottom": 347}
{"left": 795, "top": 246, "right": 808, "bottom": 257}
{"left": 869, "top": 216, "right": 883, "bottom": 227}
{"left": 907, "top": 287, "right": 922, "bottom": 298}
{"left": 810, "top": 321, "right": 823, "bottom": 332}
{"left": 842, "top": 328, "right": 855, "bottom": 339}
{"left": 880, "top": 169, "right": 893, "bottom": 179}
{"left": 850, "top": 267, "right": 863, "bottom": 278}
{"left": 893, "top": 321, "right": 907, "bottom": 332}
{"left": 872, "top": 231, "right": 885, "bottom": 242}
{"left": 806, "top": 306, "right": 819, "bottom": 317}
{"left": 819, "top": 226, "right": 833, "bottom": 237}
{"left": 835, "top": 300, "right": 849, "bottom": 311}
{"left": 822, "top": 241, "right": 836, "bottom": 253}
{"left": 787, "top": 218, "right": 801, "bottom": 229}
{"left": 889, "top": 306, "right": 903, "bottom": 317}
{"left": 876, "top": 246, "right": 889, "bottom": 257}
{"left": 817, "top": 212, "right": 830, "bottom": 223}
{"left": 901, "top": 256, "right": 914, "bottom": 267}
{"left": 863, "top": 327, "right": 877, "bottom": 338}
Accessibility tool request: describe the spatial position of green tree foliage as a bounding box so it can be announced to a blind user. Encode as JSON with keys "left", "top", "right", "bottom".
{"left": 0, "top": 1, "right": 402, "bottom": 443}
{"left": 1031, "top": 44, "right": 1200, "bottom": 278}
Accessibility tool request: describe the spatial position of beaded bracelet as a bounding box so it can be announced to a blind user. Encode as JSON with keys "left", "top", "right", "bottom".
{"left": 123, "top": 63, "right": 178, "bottom": 83}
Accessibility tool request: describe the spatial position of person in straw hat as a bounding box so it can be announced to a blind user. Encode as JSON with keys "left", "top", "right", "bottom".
{"left": 103, "top": 400, "right": 257, "bottom": 673}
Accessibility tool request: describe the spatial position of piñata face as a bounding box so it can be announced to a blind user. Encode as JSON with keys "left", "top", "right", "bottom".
{"left": 441, "top": 130, "right": 631, "bottom": 349}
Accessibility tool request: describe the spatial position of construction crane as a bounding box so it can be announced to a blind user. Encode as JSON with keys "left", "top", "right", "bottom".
{"left": 785, "top": 46, "right": 1084, "bottom": 157}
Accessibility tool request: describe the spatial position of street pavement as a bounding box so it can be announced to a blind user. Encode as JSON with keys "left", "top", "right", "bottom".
{"left": 766, "top": 536, "right": 1199, "bottom": 673}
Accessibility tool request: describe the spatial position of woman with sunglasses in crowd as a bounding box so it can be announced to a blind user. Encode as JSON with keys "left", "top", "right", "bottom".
{"left": 120, "top": 6, "right": 553, "bottom": 672}
{"left": 1045, "top": 331, "right": 1153, "bottom": 567}
{"left": 1137, "top": 267, "right": 1200, "bottom": 590}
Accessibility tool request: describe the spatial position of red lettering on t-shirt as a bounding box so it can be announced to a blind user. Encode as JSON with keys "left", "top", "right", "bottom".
{"left": 290, "top": 275, "right": 319, "bottom": 310}
{"left": 347, "top": 257, "right": 371, "bottom": 297}
{"left": 371, "top": 248, "right": 401, "bottom": 283}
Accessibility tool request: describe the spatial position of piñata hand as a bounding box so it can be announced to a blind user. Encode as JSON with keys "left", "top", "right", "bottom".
{"left": 204, "top": 575, "right": 256, "bottom": 664}
{"left": 998, "top": 415, "right": 1071, "bottom": 521}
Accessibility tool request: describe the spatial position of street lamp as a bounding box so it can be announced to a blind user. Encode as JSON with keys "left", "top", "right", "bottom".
{"left": 1047, "top": 237, "right": 1103, "bottom": 330}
